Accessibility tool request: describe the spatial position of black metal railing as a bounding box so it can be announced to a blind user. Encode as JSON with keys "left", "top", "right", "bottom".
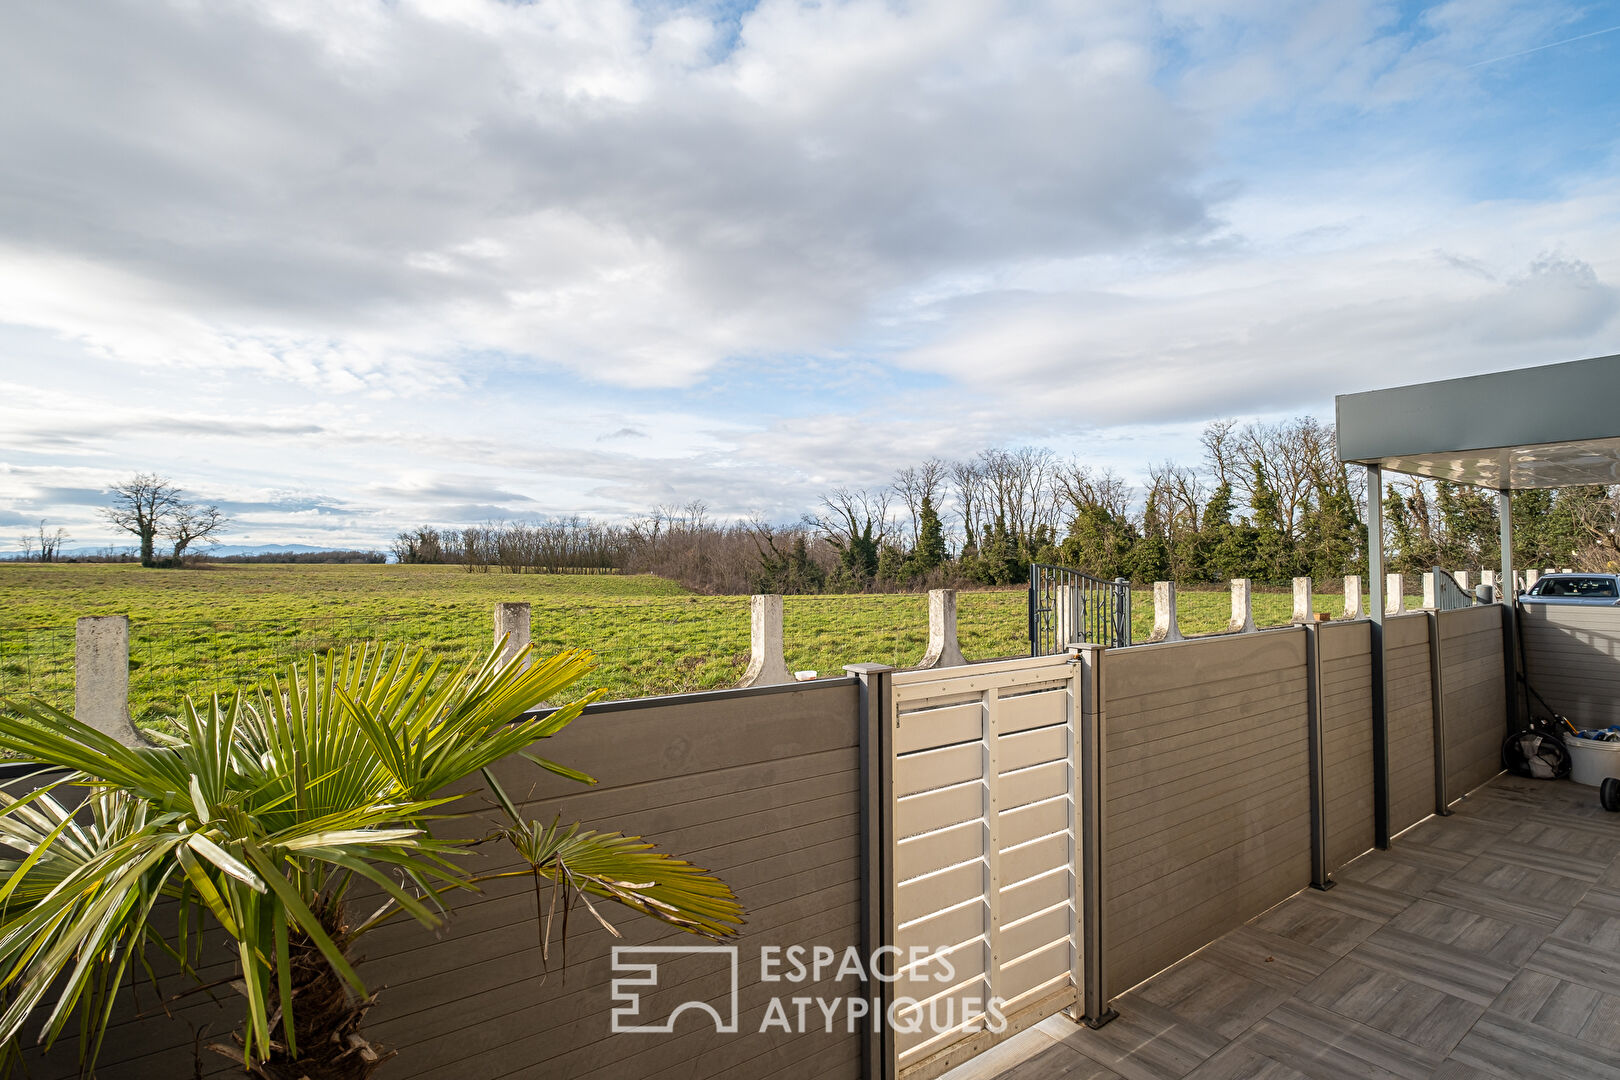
{"left": 1431, "top": 567, "right": 1474, "bottom": 611}
{"left": 1029, "top": 563, "right": 1131, "bottom": 655}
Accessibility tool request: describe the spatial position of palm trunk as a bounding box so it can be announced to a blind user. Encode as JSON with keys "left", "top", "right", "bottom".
{"left": 211, "top": 900, "right": 394, "bottom": 1079}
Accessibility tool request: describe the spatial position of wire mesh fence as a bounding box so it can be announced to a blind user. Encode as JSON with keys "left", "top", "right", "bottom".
{"left": 0, "top": 589, "right": 1039, "bottom": 725}
{"left": 0, "top": 625, "right": 75, "bottom": 710}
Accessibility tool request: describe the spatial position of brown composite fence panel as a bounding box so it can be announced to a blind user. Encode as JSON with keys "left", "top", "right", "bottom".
{"left": 1522, "top": 604, "right": 1620, "bottom": 729}
{"left": 1318, "top": 620, "right": 1375, "bottom": 872}
{"left": 1438, "top": 604, "right": 1506, "bottom": 798}
{"left": 1384, "top": 613, "right": 1436, "bottom": 836}
{"left": 1102, "top": 629, "right": 1312, "bottom": 992}
{"left": 21, "top": 679, "right": 866, "bottom": 1080}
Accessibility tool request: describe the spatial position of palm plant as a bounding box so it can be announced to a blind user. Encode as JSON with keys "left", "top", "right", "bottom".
{"left": 0, "top": 642, "right": 743, "bottom": 1078}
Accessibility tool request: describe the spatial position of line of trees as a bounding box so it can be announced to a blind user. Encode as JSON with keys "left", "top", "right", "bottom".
{"left": 14, "top": 521, "right": 71, "bottom": 562}
{"left": 389, "top": 416, "right": 1620, "bottom": 595}
{"left": 209, "top": 550, "right": 388, "bottom": 564}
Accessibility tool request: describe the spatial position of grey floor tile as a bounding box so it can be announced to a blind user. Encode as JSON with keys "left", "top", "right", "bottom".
{"left": 1240, "top": 999, "right": 1442, "bottom": 1080}
{"left": 1297, "top": 954, "right": 1484, "bottom": 1054}
{"left": 1193, "top": 924, "right": 1339, "bottom": 992}
{"left": 1448, "top": 1011, "right": 1620, "bottom": 1080}
{"left": 1051, "top": 995, "right": 1226, "bottom": 1080}
{"left": 1182, "top": 1041, "right": 1306, "bottom": 1080}
{"left": 1247, "top": 888, "right": 1395, "bottom": 958}
{"left": 1524, "top": 935, "right": 1620, "bottom": 998}
{"left": 945, "top": 1026, "right": 1123, "bottom": 1080}
{"left": 1131, "top": 954, "right": 1289, "bottom": 1041}
{"left": 1423, "top": 854, "right": 1591, "bottom": 929}
{"left": 1336, "top": 844, "right": 1468, "bottom": 897}
{"left": 1346, "top": 927, "right": 1517, "bottom": 1006}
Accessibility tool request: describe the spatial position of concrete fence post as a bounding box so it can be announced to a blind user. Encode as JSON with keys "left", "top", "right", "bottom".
{"left": 493, "top": 602, "right": 532, "bottom": 669}
{"left": 1422, "top": 572, "right": 1437, "bottom": 610}
{"left": 1562, "top": 567, "right": 1573, "bottom": 574}
{"left": 1343, "top": 575, "right": 1365, "bottom": 619}
{"left": 919, "top": 589, "right": 967, "bottom": 669}
{"left": 1227, "top": 579, "right": 1257, "bottom": 634}
{"left": 1453, "top": 571, "right": 1472, "bottom": 593}
{"left": 1146, "top": 582, "right": 1183, "bottom": 643}
{"left": 741, "top": 594, "right": 790, "bottom": 686}
{"left": 75, "top": 615, "right": 145, "bottom": 747}
{"left": 1055, "top": 585, "right": 1083, "bottom": 649}
{"left": 1386, "top": 574, "right": 1406, "bottom": 615}
{"left": 1292, "top": 577, "right": 1313, "bottom": 623}
{"left": 1480, "top": 570, "right": 1498, "bottom": 596}
{"left": 1526, "top": 568, "right": 1541, "bottom": 589}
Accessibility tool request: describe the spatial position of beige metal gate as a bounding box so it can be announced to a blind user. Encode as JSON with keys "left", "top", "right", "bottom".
{"left": 888, "top": 655, "right": 1086, "bottom": 1079}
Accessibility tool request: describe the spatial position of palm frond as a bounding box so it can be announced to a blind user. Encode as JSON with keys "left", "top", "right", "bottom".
{"left": 0, "top": 638, "right": 743, "bottom": 1077}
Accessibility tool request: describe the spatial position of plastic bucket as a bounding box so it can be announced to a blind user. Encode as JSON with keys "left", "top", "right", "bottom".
{"left": 1562, "top": 735, "right": 1620, "bottom": 787}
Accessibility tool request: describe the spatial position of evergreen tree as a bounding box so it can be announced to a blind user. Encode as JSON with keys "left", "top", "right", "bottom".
{"left": 906, "top": 494, "right": 948, "bottom": 576}
{"left": 788, "top": 534, "right": 825, "bottom": 592}
{"left": 875, "top": 542, "right": 906, "bottom": 585}
{"left": 1248, "top": 463, "right": 1294, "bottom": 583}
{"left": 1435, "top": 481, "right": 1497, "bottom": 569}
{"left": 1201, "top": 482, "right": 1235, "bottom": 533}
{"left": 1383, "top": 487, "right": 1428, "bottom": 574}
{"left": 1058, "top": 506, "right": 1137, "bottom": 580}
{"left": 968, "top": 517, "right": 1023, "bottom": 585}
{"left": 833, "top": 518, "right": 879, "bottom": 584}
{"left": 1298, "top": 464, "right": 1365, "bottom": 581}
{"left": 1125, "top": 531, "right": 1170, "bottom": 584}
{"left": 1511, "top": 488, "right": 1558, "bottom": 569}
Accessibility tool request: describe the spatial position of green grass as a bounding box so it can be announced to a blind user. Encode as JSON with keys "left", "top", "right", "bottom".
{"left": 0, "top": 563, "right": 1417, "bottom": 724}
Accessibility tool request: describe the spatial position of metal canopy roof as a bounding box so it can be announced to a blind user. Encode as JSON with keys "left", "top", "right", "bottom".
{"left": 1336, "top": 352, "right": 1620, "bottom": 489}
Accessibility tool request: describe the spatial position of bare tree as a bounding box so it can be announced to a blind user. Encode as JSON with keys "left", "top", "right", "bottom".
{"left": 1200, "top": 419, "right": 1240, "bottom": 490}
{"left": 1054, "top": 463, "right": 1133, "bottom": 519}
{"left": 104, "top": 473, "right": 184, "bottom": 567}
{"left": 949, "top": 458, "right": 986, "bottom": 549}
{"left": 893, "top": 466, "right": 923, "bottom": 548}
{"left": 103, "top": 474, "right": 228, "bottom": 566}
{"left": 167, "top": 503, "right": 228, "bottom": 561}
{"left": 893, "top": 458, "right": 949, "bottom": 549}
{"left": 37, "top": 522, "right": 70, "bottom": 562}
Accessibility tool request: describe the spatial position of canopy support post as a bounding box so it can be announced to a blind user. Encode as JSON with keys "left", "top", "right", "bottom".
{"left": 1367, "top": 466, "right": 1390, "bottom": 849}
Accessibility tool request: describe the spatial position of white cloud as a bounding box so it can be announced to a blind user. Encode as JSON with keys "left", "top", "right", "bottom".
{"left": 0, "top": 0, "right": 1208, "bottom": 390}
{"left": 1, "top": 0, "right": 1617, "bottom": 548}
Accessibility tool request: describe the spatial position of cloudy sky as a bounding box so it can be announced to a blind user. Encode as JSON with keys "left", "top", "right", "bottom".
{"left": 1, "top": 0, "right": 1617, "bottom": 550}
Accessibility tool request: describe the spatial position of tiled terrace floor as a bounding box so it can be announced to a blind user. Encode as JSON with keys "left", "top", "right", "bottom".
{"left": 948, "top": 774, "right": 1620, "bottom": 1080}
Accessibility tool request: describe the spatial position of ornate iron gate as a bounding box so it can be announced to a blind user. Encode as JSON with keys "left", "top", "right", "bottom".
{"left": 1028, "top": 564, "right": 1131, "bottom": 655}
{"left": 1431, "top": 567, "right": 1474, "bottom": 611}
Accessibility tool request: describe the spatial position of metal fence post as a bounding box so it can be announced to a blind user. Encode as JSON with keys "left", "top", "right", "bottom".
{"left": 848, "top": 663, "right": 896, "bottom": 1080}
{"left": 1072, "top": 645, "right": 1116, "bottom": 1028}
{"left": 1428, "top": 610, "right": 1451, "bottom": 816}
{"left": 1367, "top": 465, "right": 1391, "bottom": 850}
{"left": 1115, "top": 578, "right": 1131, "bottom": 646}
{"left": 1305, "top": 623, "right": 1333, "bottom": 889}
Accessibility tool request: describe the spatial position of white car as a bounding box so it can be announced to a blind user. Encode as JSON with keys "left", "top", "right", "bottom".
{"left": 1521, "top": 573, "right": 1620, "bottom": 605}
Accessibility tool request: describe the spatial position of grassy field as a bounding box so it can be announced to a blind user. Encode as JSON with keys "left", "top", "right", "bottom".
{"left": 0, "top": 563, "right": 1413, "bottom": 723}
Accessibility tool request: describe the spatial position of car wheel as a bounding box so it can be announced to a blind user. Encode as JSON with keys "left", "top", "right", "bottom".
{"left": 1602, "top": 777, "right": 1620, "bottom": 813}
